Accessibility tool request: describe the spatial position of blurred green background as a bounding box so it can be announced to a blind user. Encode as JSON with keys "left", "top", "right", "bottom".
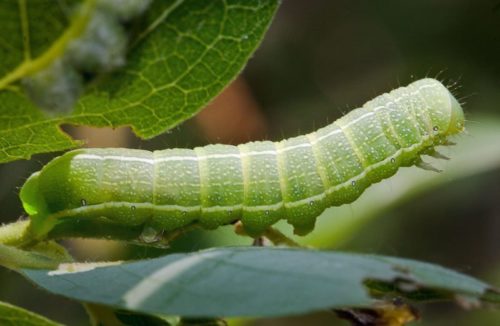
{"left": 1, "top": 0, "right": 500, "bottom": 325}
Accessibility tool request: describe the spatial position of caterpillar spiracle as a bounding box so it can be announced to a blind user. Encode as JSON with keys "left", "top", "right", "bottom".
{"left": 20, "top": 78, "right": 465, "bottom": 241}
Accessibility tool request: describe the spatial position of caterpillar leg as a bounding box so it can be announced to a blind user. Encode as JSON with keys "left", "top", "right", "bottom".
{"left": 262, "top": 227, "right": 301, "bottom": 247}
{"left": 137, "top": 223, "right": 199, "bottom": 248}
{"left": 234, "top": 221, "right": 301, "bottom": 247}
{"left": 252, "top": 237, "right": 265, "bottom": 246}
{"left": 233, "top": 221, "right": 265, "bottom": 246}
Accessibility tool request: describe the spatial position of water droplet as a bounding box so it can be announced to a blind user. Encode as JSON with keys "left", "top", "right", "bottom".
{"left": 351, "top": 181, "right": 356, "bottom": 186}
{"left": 139, "top": 225, "right": 162, "bottom": 244}
{"left": 391, "top": 158, "right": 396, "bottom": 164}
{"left": 80, "top": 199, "right": 87, "bottom": 206}
{"left": 433, "top": 126, "right": 439, "bottom": 132}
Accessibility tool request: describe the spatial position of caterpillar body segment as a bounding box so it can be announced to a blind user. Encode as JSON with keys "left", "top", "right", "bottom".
{"left": 20, "top": 78, "right": 465, "bottom": 240}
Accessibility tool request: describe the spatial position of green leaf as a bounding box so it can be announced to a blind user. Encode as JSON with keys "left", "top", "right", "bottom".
{"left": 0, "top": 0, "right": 279, "bottom": 163}
{"left": 0, "top": 0, "right": 72, "bottom": 77}
{"left": 0, "top": 301, "right": 62, "bottom": 326}
{"left": 0, "top": 89, "right": 79, "bottom": 162}
{"left": 22, "top": 247, "right": 500, "bottom": 318}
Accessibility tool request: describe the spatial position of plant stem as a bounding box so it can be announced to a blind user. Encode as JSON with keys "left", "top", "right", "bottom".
{"left": 0, "top": 220, "right": 33, "bottom": 246}
{"left": 263, "top": 227, "right": 302, "bottom": 247}
{"left": 0, "top": 243, "right": 62, "bottom": 270}
{"left": 0, "top": 0, "right": 97, "bottom": 90}
{"left": 0, "top": 220, "right": 73, "bottom": 269}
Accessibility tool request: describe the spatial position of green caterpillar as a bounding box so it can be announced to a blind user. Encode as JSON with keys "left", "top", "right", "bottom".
{"left": 20, "top": 78, "right": 465, "bottom": 241}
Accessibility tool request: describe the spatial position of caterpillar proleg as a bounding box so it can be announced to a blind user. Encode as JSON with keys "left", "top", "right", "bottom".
{"left": 20, "top": 78, "right": 465, "bottom": 240}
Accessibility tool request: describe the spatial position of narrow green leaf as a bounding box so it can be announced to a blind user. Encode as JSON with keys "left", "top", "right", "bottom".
{"left": 0, "top": 301, "right": 62, "bottom": 326}
{"left": 0, "top": 0, "right": 280, "bottom": 163}
{"left": 22, "top": 247, "right": 500, "bottom": 318}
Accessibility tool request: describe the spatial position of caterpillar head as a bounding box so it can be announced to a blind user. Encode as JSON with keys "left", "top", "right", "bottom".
{"left": 411, "top": 78, "right": 465, "bottom": 137}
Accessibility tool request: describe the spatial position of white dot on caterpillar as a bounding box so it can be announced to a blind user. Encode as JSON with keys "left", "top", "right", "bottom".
{"left": 391, "top": 158, "right": 396, "bottom": 164}
{"left": 131, "top": 205, "right": 136, "bottom": 211}
{"left": 309, "top": 201, "right": 314, "bottom": 206}
{"left": 351, "top": 181, "right": 356, "bottom": 186}
{"left": 80, "top": 199, "right": 87, "bottom": 206}
{"left": 433, "top": 126, "right": 439, "bottom": 132}
{"left": 265, "top": 210, "right": 270, "bottom": 215}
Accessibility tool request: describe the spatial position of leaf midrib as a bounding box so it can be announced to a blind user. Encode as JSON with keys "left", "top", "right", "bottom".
{"left": 0, "top": 0, "right": 96, "bottom": 90}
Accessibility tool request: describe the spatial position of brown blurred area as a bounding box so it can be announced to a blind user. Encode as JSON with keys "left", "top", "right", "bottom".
{"left": 194, "top": 78, "right": 268, "bottom": 144}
